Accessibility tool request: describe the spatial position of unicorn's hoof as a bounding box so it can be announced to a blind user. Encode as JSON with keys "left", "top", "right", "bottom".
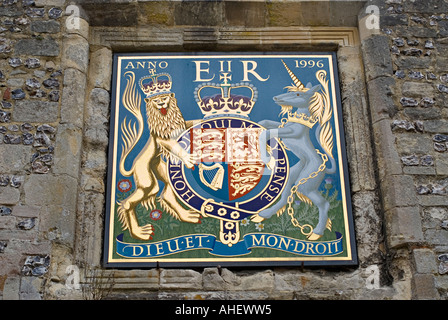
{"left": 307, "top": 232, "right": 323, "bottom": 241}
{"left": 326, "top": 218, "right": 332, "bottom": 231}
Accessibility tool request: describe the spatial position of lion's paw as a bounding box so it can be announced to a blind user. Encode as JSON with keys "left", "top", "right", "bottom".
{"left": 130, "top": 224, "right": 154, "bottom": 241}
{"left": 179, "top": 210, "right": 201, "bottom": 224}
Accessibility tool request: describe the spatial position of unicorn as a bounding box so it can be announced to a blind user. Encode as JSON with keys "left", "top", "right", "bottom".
{"left": 258, "top": 60, "right": 336, "bottom": 241}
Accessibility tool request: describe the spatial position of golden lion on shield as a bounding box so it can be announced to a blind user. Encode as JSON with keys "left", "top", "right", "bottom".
{"left": 116, "top": 71, "right": 200, "bottom": 240}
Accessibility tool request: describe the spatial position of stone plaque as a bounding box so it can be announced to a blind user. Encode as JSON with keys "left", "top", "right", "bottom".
{"left": 104, "top": 53, "right": 357, "bottom": 267}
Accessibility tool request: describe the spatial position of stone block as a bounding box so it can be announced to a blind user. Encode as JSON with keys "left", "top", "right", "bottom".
{"left": 241, "top": 270, "right": 275, "bottom": 292}
{"left": 0, "top": 216, "right": 16, "bottom": 230}
{"left": 329, "top": 0, "right": 363, "bottom": 27}
{"left": 372, "top": 119, "right": 402, "bottom": 178}
{"left": 84, "top": 149, "right": 107, "bottom": 172}
{"left": 422, "top": 120, "right": 448, "bottom": 134}
{"left": 81, "top": 174, "right": 104, "bottom": 193}
{"left": 88, "top": 46, "right": 112, "bottom": 91}
{"left": 266, "top": 2, "right": 301, "bottom": 27}
{"left": 7, "top": 78, "right": 24, "bottom": 87}
{"left": 24, "top": 174, "right": 77, "bottom": 208}
{"left": 30, "top": 20, "right": 60, "bottom": 33}
{"left": 0, "top": 6, "right": 23, "bottom": 17}
{"left": 66, "top": 18, "right": 89, "bottom": 40}
{"left": 39, "top": 204, "right": 76, "bottom": 246}
{"left": 202, "top": 268, "right": 226, "bottom": 290}
{"left": 84, "top": 88, "right": 110, "bottom": 147}
{"left": 436, "top": 153, "right": 448, "bottom": 175}
{"left": 61, "top": 36, "right": 89, "bottom": 74}
{"left": 224, "top": 1, "right": 266, "bottom": 27}
{"left": 412, "top": 274, "right": 439, "bottom": 299}
{"left": 395, "top": 26, "right": 438, "bottom": 38}
{"left": 74, "top": 192, "right": 104, "bottom": 265}
{"left": 402, "top": 82, "right": 435, "bottom": 98}
{"left": 60, "top": 68, "right": 86, "bottom": 128}
{"left": 0, "top": 248, "right": 24, "bottom": 275}
{"left": 395, "top": 56, "right": 431, "bottom": 69}
{"left": 404, "top": 0, "right": 448, "bottom": 14}
{"left": 385, "top": 206, "right": 424, "bottom": 248}
{"left": 413, "top": 248, "right": 438, "bottom": 274}
{"left": 395, "top": 133, "right": 434, "bottom": 154}
{"left": 12, "top": 100, "right": 59, "bottom": 123}
{"left": 160, "top": 269, "right": 202, "bottom": 290}
{"left": 436, "top": 56, "right": 448, "bottom": 72}
{"left": 352, "top": 191, "right": 382, "bottom": 263}
{"left": 361, "top": 35, "right": 393, "bottom": 81}
{"left": 7, "top": 239, "right": 51, "bottom": 256}
{"left": 403, "top": 166, "right": 436, "bottom": 175}
{"left": 138, "top": 1, "right": 174, "bottom": 26}
{"left": 2, "top": 276, "right": 20, "bottom": 300}
{"left": 112, "top": 269, "right": 159, "bottom": 290}
{"left": 382, "top": 175, "right": 418, "bottom": 211}
{"left": 300, "top": 0, "right": 330, "bottom": 26}
{"left": 381, "top": 14, "right": 408, "bottom": 27}
{"left": 82, "top": 2, "right": 138, "bottom": 27}
{"left": 0, "top": 144, "right": 32, "bottom": 173}
{"left": 174, "top": 1, "right": 222, "bottom": 26}
{"left": 338, "top": 46, "right": 376, "bottom": 192}
{"left": 340, "top": 93, "right": 377, "bottom": 192}
{"left": 404, "top": 108, "right": 440, "bottom": 121}
{"left": 424, "top": 229, "right": 448, "bottom": 247}
{"left": 14, "top": 39, "right": 59, "bottom": 57}
{"left": 34, "top": 0, "right": 66, "bottom": 6}
{"left": 418, "top": 195, "right": 448, "bottom": 207}
{"left": 20, "top": 276, "right": 43, "bottom": 300}
{"left": 226, "top": 270, "right": 275, "bottom": 291}
{"left": 367, "top": 76, "right": 397, "bottom": 123}
{"left": 273, "top": 270, "right": 303, "bottom": 292}
{"left": 0, "top": 187, "right": 20, "bottom": 205}
{"left": 53, "top": 124, "right": 82, "bottom": 178}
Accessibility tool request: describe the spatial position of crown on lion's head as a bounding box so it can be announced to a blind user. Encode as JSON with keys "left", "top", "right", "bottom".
{"left": 139, "top": 73, "right": 172, "bottom": 97}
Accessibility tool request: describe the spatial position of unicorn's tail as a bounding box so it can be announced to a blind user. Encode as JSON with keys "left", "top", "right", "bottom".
{"left": 325, "top": 153, "right": 337, "bottom": 174}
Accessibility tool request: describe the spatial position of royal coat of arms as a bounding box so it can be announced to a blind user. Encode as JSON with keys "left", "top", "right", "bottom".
{"left": 104, "top": 53, "right": 357, "bottom": 267}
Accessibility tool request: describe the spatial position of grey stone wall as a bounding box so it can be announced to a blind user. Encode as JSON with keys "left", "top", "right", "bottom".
{"left": 375, "top": 0, "right": 448, "bottom": 299}
{"left": 0, "top": 0, "right": 446, "bottom": 300}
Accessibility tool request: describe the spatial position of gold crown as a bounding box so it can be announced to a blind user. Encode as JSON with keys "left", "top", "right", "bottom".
{"left": 287, "top": 112, "right": 318, "bottom": 128}
{"left": 139, "top": 73, "right": 172, "bottom": 97}
{"left": 194, "top": 81, "right": 257, "bottom": 119}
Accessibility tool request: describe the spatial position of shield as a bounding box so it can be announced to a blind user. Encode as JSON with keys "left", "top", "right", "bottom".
{"left": 190, "top": 127, "right": 265, "bottom": 201}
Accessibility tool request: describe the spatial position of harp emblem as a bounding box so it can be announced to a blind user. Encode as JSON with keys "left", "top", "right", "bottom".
{"left": 198, "top": 163, "right": 224, "bottom": 191}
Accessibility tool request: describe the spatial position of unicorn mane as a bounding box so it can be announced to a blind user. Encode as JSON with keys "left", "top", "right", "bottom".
{"left": 308, "top": 70, "right": 334, "bottom": 159}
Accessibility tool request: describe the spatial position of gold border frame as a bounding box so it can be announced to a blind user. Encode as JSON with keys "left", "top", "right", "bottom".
{"left": 106, "top": 53, "right": 354, "bottom": 264}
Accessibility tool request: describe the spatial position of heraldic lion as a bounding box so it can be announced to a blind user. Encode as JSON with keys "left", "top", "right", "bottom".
{"left": 117, "top": 71, "right": 200, "bottom": 240}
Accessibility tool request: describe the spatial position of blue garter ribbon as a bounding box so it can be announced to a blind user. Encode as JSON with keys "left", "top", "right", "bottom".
{"left": 116, "top": 232, "right": 344, "bottom": 258}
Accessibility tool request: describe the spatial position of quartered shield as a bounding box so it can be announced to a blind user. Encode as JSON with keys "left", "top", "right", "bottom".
{"left": 190, "top": 127, "right": 265, "bottom": 202}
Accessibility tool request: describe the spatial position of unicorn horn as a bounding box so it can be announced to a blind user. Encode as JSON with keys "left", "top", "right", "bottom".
{"left": 281, "top": 60, "right": 307, "bottom": 91}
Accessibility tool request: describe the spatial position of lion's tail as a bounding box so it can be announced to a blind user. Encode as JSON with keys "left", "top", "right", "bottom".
{"left": 119, "top": 71, "right": 143, "bottom": 177}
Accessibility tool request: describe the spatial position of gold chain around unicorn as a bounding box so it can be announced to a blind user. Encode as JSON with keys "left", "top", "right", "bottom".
{"left": 277, "top": 112, "right": 329, "bottom": 236}
{"left": 285, "top": 148, "right": 328, "bottom": 237}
